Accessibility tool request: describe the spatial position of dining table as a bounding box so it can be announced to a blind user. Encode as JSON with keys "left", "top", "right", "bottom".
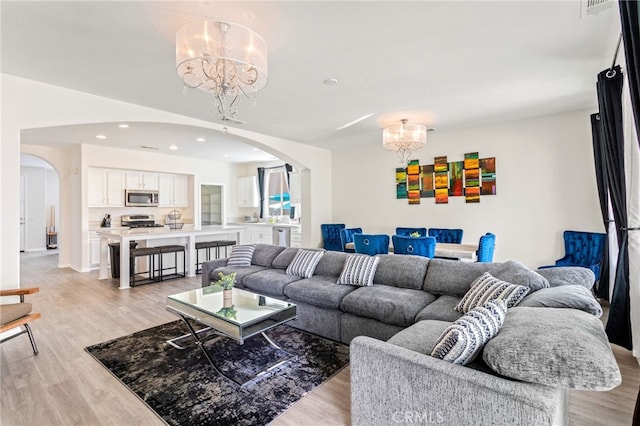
{"left": 344, "top": 241, "right": 478, "bottom": 261}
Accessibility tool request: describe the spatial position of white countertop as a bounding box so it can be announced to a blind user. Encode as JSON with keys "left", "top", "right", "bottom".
{"left": 229, "top": 221, "right": 301, "bottom": 229}
{"left": 95, "top": 224, "right": 246, "bottom": 237}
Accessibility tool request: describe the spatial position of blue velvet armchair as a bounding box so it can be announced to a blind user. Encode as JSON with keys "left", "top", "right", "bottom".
{"left": 428, "top": 228, "right": 464, "bottom": 243}
{"left": 354, "top": 234, "right": 390, "bottom": 255}
{"left": 340, "top": 227, "right": 363, "bottom": 252}
{"left": 321, "top": 224, "right": 346, "bottom": 251}
{"left": 395, "top": 227, "right": 428, "bottom": 237}
{"left": 476, "top": 233, "right": 496, "bottom": 262}
{"left": 542, "top": 230, "right": 607, "bottom": 280}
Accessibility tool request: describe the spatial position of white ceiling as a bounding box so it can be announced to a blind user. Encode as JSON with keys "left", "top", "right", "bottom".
{"left": 1, "top": 1, "right": 621, "bottom": 163}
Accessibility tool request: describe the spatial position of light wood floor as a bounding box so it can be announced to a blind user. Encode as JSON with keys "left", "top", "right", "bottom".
{"left": 1, "top": 253, "right": 638, "bottom": 425}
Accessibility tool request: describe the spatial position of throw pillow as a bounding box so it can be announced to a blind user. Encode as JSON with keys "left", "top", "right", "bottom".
{"left": 337, "top": 254, "right": 380, "bottom": 286}
{"left": 491, "top": 260, "right": 550, "bottom": 292}
{"left": 430, "top": 300, "right": 507, "bottom": 365}
{"left": 482, "top": 307, "right": 621, "bottom": 390}
{"left": 518, "top": 285, "right": 603, "bottom": 317}
{"left": 455, "top": 272, "right": 530, "bottom": 313}
{"left": 286, "top": 249, "right": 325, "bottom": 278}
{"left": 226, "top": 244, "right": 256, "bottom": 267}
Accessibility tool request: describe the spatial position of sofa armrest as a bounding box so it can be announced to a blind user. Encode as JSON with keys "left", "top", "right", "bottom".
{"left": 350, "top": 336, "right": 566, "bottom": 426}
{"left": 201, "top": 258, "right": 228, "bottom": 288}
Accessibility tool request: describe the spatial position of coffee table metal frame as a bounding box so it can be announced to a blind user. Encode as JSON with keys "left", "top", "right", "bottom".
{"left": 166, "top": 287, "right": 297, "bottom": 387}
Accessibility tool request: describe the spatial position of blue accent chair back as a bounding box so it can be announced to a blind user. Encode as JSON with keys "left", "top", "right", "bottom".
{"left": 428, "top": 228, "right": 464, "bottom": 244}
{"left": 340, "top": 227, "right": 363, "bottom": 252}
{"left": 321, "top": 223, "right": 346, "bottom": 251}
{"left": 395, "top": 227, "right": 428, "bottom": 237}
{"left": 556, "top": 230, "right": 607, "bottom": 280}
{"left": 392, "top": 235, "right": 436, "bottom": 258}
{"left": 354, "top": 233, "right": 390, "bottom": 256}
{"left": 477, "top": 233, "right": 496, "bottom": 262}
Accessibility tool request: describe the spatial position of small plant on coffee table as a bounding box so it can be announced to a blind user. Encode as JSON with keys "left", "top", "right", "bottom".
{"left": 212, "top": 272, "right": 236, "bottom": 290}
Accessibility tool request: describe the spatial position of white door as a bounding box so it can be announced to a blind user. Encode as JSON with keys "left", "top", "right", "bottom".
{"left": 20, "top": 174, "right": 25, "bottom": 251}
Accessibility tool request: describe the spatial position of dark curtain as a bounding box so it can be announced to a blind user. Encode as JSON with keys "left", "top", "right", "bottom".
{"left": 590, "top": 113, "right": 611, "bottom": 299}
{"left": 597, "top": 65, "right": 632, "bottom": 350}
{"left": 619, "top": 0, "right": 640, "bottom": 149}
{"left": 257, "top": 167, "right": 265, "bottom": 218}
{"left": 284, "top": 163, "right": 293, "bottom": 189}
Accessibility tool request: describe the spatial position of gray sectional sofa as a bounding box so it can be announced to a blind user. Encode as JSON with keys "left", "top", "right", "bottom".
{"left": 201, "top": 244, "right": 620, "bottom": 426}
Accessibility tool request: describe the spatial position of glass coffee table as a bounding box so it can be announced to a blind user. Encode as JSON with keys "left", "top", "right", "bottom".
{"left": 166, "top": 286, "right": 297, "bottom": 386}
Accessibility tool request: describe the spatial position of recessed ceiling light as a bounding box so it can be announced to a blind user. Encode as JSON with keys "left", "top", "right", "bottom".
{"left": 223, "top": 154, "right": 230, "bottom": 158}
{"left": 196, "top": 137, "right": 206, "bottom": 142}
{"left": 118, "top": 123, "right": 129, "bottom": 128}
{"left": 252, "top": 148, "right": 260, "bottom": 151}
{"left": 95, "top": 134, "right": 107, "bottom": 139}
{"left": 169, "top": 144, "right": 178, "bottom": 151}
{"left": 324, "top": 78, "right": 339, "bottom": 86}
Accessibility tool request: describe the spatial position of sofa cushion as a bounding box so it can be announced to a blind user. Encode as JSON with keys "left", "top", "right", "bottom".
{"left": 226, "top": 244, "right": 256, "bottom": 267}
{"left": 491, "top": 260, "right": 549, "bottom": 292}
{"left": 423, "top": 259, "right": 494, "bottom": 296}
{"left": 213, "top": 265, "right": 267, "bottom": 288}
{"left": 536, "top": 266, "right": 596, "bottom": 289}
{"left": 286, "top": 249, "right": 325, "bottom": 278}
{"left": 242, "top": 269, "right": 303, "bottom": 297}
{"left": 313, "top": 251, "right": 349, "bottom": 277}
{"left": 431, "top": 300, "right": 507, "bottom": 365}
{"left": 415, "top": 295, "right": 463, "bottom": 322}
{"left": 519, "top": 285, "right": 603, "bottom": 317}
{"left": 387, "top": 320, "right": 451, "bottom": 354}
{"left": 340, "top": 285, "right": 437, "bottom": 327}
{"left": 455, "top": 272, "right": 529, "bottom": 313}
{"left": 373, "top": 254, "right": 430, "bottom": 290}
{"left": 337, "top": 254, "right": 380, "bottom": 287}
{"left": 483, "top": 307, "right": 621, "bottom": 390}
{"left": 272, "top": 247, "right": 300, "bottom": 269}
{"left": 251, "top": 244, "right": 286, "bottom": 267}
{"left": 284, "top": 276, "right": 358, "bottom": 309}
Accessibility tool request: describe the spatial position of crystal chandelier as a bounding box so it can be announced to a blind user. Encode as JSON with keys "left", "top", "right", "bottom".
{"left": 176, "top": 20, "right": 268, "bottom": 121}
{"left": 383, "top": 119, "right": 427, "bottom": 164}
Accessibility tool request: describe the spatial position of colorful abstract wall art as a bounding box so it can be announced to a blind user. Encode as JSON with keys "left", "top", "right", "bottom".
{"left": 395, "top": 152, "right": 497, "bottom": 205}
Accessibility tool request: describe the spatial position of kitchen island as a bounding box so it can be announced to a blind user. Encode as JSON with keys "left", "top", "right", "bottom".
{"left": 96, "top": 225, "right": 245, "bottom": 289}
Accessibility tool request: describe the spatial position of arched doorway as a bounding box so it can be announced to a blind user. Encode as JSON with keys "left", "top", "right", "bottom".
{"left": 19, "top": 154, "right": 60, "bottom": 256}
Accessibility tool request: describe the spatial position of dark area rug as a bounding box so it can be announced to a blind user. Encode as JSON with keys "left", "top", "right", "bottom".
{"left": 85, "top": 321, "right": 349, "bottom": 426}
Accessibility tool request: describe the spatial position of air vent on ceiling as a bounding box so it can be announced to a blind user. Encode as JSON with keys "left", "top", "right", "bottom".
{"left": 140, "top": 145, "right": 159, "bottom": 150}
{"left": 583, "top": 0, "right": 614, "bottom": 16}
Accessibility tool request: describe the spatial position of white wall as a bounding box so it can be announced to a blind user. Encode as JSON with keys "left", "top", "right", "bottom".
{"left": 332, "top": 110, "right": 603, "bottom": 268}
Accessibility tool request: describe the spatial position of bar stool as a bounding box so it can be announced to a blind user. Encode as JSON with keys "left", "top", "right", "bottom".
{"left": 158, "top": 245, "right": 186, "bottom": 281}
{"left": 129, "top": 246, "right": 162, "bottom": 286}
{"left": 215, "top": 240, "right": 236, "bottom": 258}
{"left": 195, "top": 241, "right": 219, "bottom": 275}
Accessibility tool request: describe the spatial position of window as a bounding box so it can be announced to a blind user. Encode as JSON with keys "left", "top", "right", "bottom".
{"left": 265, "top": 167, "right": 290, "bottom": 218}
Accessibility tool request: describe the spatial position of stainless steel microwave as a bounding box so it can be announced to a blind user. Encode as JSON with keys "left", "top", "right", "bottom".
{"left": 125, "top": 189, "right": 159, "bottom": 207}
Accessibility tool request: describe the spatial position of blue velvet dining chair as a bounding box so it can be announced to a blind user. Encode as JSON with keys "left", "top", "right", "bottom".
{"left": 476, "top": 233, "right": 496, "bottom": 262}
{"left": 428, "top": 228, "right": 464, "bottom": 244}
{"left": 340, "top": 227, "right": 363, "bottom": 252}
{"left": 392, "top": 235, "right": 436, "bottom": 258}
{"left": 540, "top": 230, "right": 607, "bottom": 280}
{"left": 353, "top": 233, "right": 390, "bottom": 255}
{"left": 395, "top": 227, "right": 428, "bottom": 237}
{"left": 321, "top": 224, "right": 346, "bottom": 251}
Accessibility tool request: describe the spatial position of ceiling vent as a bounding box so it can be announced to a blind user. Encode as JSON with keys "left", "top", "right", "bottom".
{"left": 582, "top": 0, "right": 614, "bottom": 16}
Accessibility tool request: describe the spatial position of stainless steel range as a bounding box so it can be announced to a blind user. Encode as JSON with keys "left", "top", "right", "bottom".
{"left": 121, "top": 214, "right": 164, "bottom": 228}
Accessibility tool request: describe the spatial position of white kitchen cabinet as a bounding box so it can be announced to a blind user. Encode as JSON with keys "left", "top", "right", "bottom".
{"left": 238, "top": 176, "right": 259, "bottom": 208}
{"left": 290, "top": 227, "right": 302, "bottom": 248}
{"left": 158, "top": 173, "right": 189, "bottom": 207}
{"left": 88, "top": 168, "right": 125, "bottom": 207}
{"left": 89, "top": 232, "right": 101, "bottom": 267}
{"left": 248, "top": 226, "right": 272, "bottom": 244}
{"left": 125, "top": 171, "right": 158, "bottom": 190}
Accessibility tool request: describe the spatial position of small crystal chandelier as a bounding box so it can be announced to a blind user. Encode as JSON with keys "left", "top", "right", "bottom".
{"left": 383, "top": 119, "right": 427, "bottom": 164}
{"left": 176, "top": 20, "right": 268, "bottom": 121}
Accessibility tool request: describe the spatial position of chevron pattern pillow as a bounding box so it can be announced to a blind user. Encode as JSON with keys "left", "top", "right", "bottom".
{"left": 286, "top": 249, "right": 325, "bottom": 278}
{"left": 431, "top": 300, "right": 507, "bottom": 365}
{"left": 226, "top": 244, "right": 256, "bottom": 267}
{"left": 455, "top": 272, "right": 530, "bottom": 313}
{"left": 337, "top": 254, "right": 379, "bottom": 286}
